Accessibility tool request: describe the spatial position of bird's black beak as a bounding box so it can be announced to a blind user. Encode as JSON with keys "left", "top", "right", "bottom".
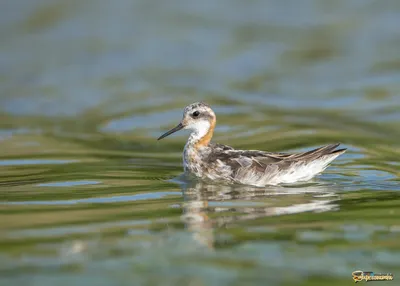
{"left": 157, "top": 122, "right": 184, "bottom": 140}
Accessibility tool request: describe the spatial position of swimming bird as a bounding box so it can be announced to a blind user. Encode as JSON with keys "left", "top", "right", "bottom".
{"left": 157, "top": 102, "right": 346, "bottom": 187}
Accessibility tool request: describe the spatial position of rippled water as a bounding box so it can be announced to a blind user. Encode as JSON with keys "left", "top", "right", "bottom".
{"left": 1, "top": 1, "right": 400, "bottom": 285}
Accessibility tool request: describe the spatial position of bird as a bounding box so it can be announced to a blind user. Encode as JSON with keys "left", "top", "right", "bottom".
{"left": 157, "top": 102, "right": 346, "bottom": 187}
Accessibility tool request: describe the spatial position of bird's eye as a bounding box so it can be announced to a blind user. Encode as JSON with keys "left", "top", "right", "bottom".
{"left": 192, "top": 111, "right": 200, "bottom": 117}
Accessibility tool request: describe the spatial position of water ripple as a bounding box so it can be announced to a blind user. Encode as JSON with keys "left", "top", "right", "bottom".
{"left": 2, "top": 191, "right": 182, "bottom": 205}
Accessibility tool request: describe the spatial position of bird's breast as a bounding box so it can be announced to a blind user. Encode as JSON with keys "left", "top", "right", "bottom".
{"left": 183, "top": 145, "right": 204, "bottom": 176}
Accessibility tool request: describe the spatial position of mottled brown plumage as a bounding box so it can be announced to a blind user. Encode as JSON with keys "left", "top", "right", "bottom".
{"left": 158, "top": 102, "right": 347, "bottom": 187}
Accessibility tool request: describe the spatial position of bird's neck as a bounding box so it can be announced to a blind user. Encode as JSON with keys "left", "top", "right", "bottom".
{"left": 186, "top": 119, "right": 216, "bottom": 149}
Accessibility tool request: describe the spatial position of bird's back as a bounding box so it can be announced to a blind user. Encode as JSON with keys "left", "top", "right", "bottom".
{"left": 199, "top": 143, "right": 346, "bottom": 186}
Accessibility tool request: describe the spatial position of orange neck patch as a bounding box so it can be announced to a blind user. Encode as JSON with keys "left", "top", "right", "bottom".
{"left": 195, "top": 118, "right": 216, "bottom": 148}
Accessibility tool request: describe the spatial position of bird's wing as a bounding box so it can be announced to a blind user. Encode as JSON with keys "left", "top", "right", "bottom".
{"left": 208, "top": 143, "right": 346, "bottom": 174}
{"left": 257, "top": 143, "right": 346, "bottom": 161}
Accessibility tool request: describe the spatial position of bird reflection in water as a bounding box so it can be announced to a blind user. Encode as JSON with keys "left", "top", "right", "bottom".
{"left": 178, "top": 179, "right": 341, "bottom": 249}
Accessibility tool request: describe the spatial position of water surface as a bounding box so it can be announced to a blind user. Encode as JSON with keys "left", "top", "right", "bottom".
{"left": 1, "top": 1, "right": 400, "bottom": 285}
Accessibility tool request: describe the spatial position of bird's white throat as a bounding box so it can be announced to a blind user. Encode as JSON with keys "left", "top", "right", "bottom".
{"left": 186, "top": 120, "right": 211, "bottom": 145}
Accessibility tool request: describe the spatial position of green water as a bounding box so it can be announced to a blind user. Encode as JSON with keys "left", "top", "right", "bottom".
{"left": 1, "top": 1, "right": 400, "bottom": 285}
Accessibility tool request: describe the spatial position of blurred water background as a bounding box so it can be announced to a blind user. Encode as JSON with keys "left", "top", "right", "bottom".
{"left": 1, "top": 0, "right": 400, "bottom": 285}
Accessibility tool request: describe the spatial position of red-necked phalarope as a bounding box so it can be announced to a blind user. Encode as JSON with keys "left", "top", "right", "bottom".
{"left": 157, "top": 102, "right": 346, "bottom": 187}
